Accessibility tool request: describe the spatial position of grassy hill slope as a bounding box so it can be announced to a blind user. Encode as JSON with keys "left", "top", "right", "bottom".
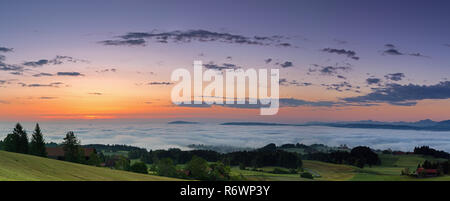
{"left": 0, "top": 151, "right": 181, "bottom": 181}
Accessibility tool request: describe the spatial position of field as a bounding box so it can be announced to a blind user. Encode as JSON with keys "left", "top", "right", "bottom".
{"left": 230, "top": 154, "right": 450, "bottom": 181}
{"left": 0, "top": 151, "right": 181, "bottom": 181}
{"left": 3, "top": 148, "right": 450, "bottom": 181}
{"left": 230, "top": 161, "right": 357, "bottom": 181}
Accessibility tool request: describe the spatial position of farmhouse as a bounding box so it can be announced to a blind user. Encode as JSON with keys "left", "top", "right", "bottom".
{"left": 416, "top": 168, "right": 440, "bottom": 177}
{"left": 46, "top": 147, "right": 96, "bottom": 161}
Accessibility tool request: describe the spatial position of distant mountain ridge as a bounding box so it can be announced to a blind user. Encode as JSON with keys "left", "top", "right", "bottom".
{"left": 221, "top": 119, "right": 450, "bottom": 131}
{"left": 168, "top": 121, "right": 198, "bottom": 124}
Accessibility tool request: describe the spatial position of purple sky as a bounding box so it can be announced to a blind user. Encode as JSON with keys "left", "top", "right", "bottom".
{"left": 0, "top": 0, "right": 449, "bottom": 122}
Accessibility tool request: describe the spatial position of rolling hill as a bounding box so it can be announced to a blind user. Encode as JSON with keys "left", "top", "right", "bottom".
{"left": 0, "top": 151, "right": 181, "bottom": 181}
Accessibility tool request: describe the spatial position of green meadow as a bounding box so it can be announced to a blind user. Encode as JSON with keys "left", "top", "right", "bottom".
{"left": 0, "top": 150, "right": 181, "bottom": 181}
{"left": 229, "top": 154, "right": 450, "bottom": 181}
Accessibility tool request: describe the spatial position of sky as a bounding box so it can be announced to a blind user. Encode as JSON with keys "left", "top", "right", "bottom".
{"left": 0, "top": 0, "right": 449, "bottom": 123}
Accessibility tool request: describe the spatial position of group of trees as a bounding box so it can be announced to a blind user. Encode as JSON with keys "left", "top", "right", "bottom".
{"left": 0, "top": 123, "right": 104, "bottom": 167}
{"left": 153, "top": 156, "right": 232, "bottom": 181}
{"left": 2, "top": 123, "right": 47, "bottom": 157}
{"left": 106, "top": 155, "right": 148, "bottom": 174}
{"left": 129, "top": 146, "right": 303, "bottom": 169}
{"left": 304, "top": 146, "right": 380, "bottom": 168}
{"left": 418, "top": 160, "right": 450, "bottom": 175}
{"left": 128, "top": 143, "right": 302, "bottom": 180}
{"left": 414, "top": 146, "right": 450, "bottom": 159}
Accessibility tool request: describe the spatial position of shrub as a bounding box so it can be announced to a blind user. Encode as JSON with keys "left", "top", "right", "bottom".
{"left": 271, "top": 168, "right": 290, "bottom": 174}
{"left": 156, "top": 158, "right": 177, "bottom": 177}
{"left": 300, "top": 172, "right": 314, "bottom": 179}
{"left": 130, "top": 162, "right": 148, "bottom": 174}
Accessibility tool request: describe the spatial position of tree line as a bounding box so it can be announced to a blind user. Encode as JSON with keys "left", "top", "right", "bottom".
{"left": 414, "top": 146, "right": 450, "bottom": 159}
{"left": 0, "top": 123, "right": 149, "bottom": 174}
{"left": 419, "top": 160, "right": 450, "bottom": 175}
{"left": 1, "top": 123, "right": 47, "bottom": 157}
{"left": 304, "top": 146, "right": 381, "bottom": 168}
{"left": 128, "top": 144, "right": 303, "bottom": 169}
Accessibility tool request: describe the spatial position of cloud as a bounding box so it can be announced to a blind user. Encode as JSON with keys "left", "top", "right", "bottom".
{"left": 309, "top": 65, "right": 351, "bottom": 76}
{"left": 23, "top": 59, "right": 50, "bottom": 67}
{"left": 147, "top": 81, "right": 173, "bottom": 85}
{"left": 444, "top": 44, "right": 450, "bottom": 47}
{"left": 204, "top": 62, "right": 241, "bottom": 70}
{"left": 279, "top": 61, "right": 293, "bottom": 68}
{"left": 279, "top": 98, "right": 339, "bottom": 107}
{"left": 88, "top": 92, "right": 102, "bottom": 95}
{"left": 321, "top": 81, "right": 354, "bottom": 92}
{"left": 57, "top": 72, "right": 84, "bottom": 76}
{"left": 322, "top": 48, "right": 359, "bottom": 60}
{"left": 176, "top": 97, "right": 342, "bottom": 109}
{"left": 383, "top": 48, "right": 403, "bottom": 55}
{"left": 343, "top": 81, "right": 450, "bottom": 106}
{"left": 0, "top": 62, "right": 24, "bottom": 72}
{"left": 99, "top": 39, "right": 146, "bottom": 46}
{"left": 33, "top": 73, "right": 54, "bottom": 77}
{"left": 277, "top": 43, "right": 292, "bottom": 47}
{"left": 96, "top": 68, "right": 117, "bottom": 73}
{"left": 100, "top": 29, "right": 292, "bottom": 47}
{"left": 39, "top": 97, "right": 58, "bottom": 100}
{"left": 264, "top": 58, "right": 272, "bottom": 64}
{"left": 333, "top": 39, "right": 348, "bottom": 45}
{"left": 9, "top": 71, "right": 22, "bottom": 75}
{"left": 408, "top": 53, "right": 429, "bottom": 58}
{"left": 279, "top": 78, "right": 312, "bottom": 87}
{"left": 24, "top": 82, "right": 65, "bottom": 88}
{"left": 0, "top": 55, "right": 5, "bottom": 61}
{"left": 385, "top": 44, "right": 396, "bottom": 49}
{"left": 382, "top": 44, "right": 427, "bottom": 57}
{"left": 0, "top": 79, "right": 17, "bottom": 85}
{"left": 384, "top": 73, "right": 405, "bottom": 81}
{"left": 23, "top": 55, "right": 87, "bottom": 67}
{"left": 366, "top": 78, "right": 381, "bottom": 85}
{"left": 0, "top": 46, "right": 13, "bottom": 52}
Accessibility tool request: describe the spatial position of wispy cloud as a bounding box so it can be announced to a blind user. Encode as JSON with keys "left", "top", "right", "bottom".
{"left": 321, "top": 81, "right": 355, "bottom": 92}
{"left": 204, "top": 62, "right": 241, "bottom": 71}
{"left": 100, "top": 29, "right": 293, "bottom": 47}
{"left": 96, "top": 68, "right": 117, "bottom": 73}
{"left": 88, "top": 92, "right": 102, "bottom": 95}
{"left": 39, "top": 97, "right": 58, "bottom": 100}
{"left": 0, "top": 46, "right": 13, "bottom": 52}
{"left": 382, "top": 44, "right": 428, "bottom": 57}
{"left": 279, "top": 78, "right": 312, "bottom": 87}
{"left": 366, "top": 78, "right": 381, "bottom": 85}
{"left": 147, "top": 81, "right": 173, "bottom": 85}
{"left": 322, "top": 48, "right": 359, "bottom": 60}
{"left": 99, "top": 39, "right": 146, "bottom": 46}
{"left": 23, "top": 82, "right": 65, "bottom": 88}
{"left": 384, "top": 73, "right": 405, "bottom": 81}
{"left": 343, "top": 81, "right": 450, "bottom": 106}
{"left": 23, "top": 55, "right": 88, "bottom": 67}
{"left": 0, "top": 62, "right": 23, "bottom": 72}
{"left": 33, "top": 73, "right": 54, "bottom": 77}
{"left": 308, "top": 65, "right": 351, "bottom": 76}
{"left": 278, "top": 61, "right": 294, "bottom": 68}
{"left": 57, "top": 72, "right": 84, "bottom": 76}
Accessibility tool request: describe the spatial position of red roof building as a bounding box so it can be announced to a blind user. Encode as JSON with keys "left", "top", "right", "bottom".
{"left": 46, "top": 147, "right": 96, "bottom": 161}
{"left": 416, "top": 168, "right": 439, "bottom": 177}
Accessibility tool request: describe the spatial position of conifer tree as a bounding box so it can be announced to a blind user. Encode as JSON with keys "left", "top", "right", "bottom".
{"left": 30, "top": 123, "right": 47, "bottom": 157}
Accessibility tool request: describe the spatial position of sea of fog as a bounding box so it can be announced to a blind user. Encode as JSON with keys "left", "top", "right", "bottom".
{"left": 1, "top": 121, "right": 450, "bottom": 152}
